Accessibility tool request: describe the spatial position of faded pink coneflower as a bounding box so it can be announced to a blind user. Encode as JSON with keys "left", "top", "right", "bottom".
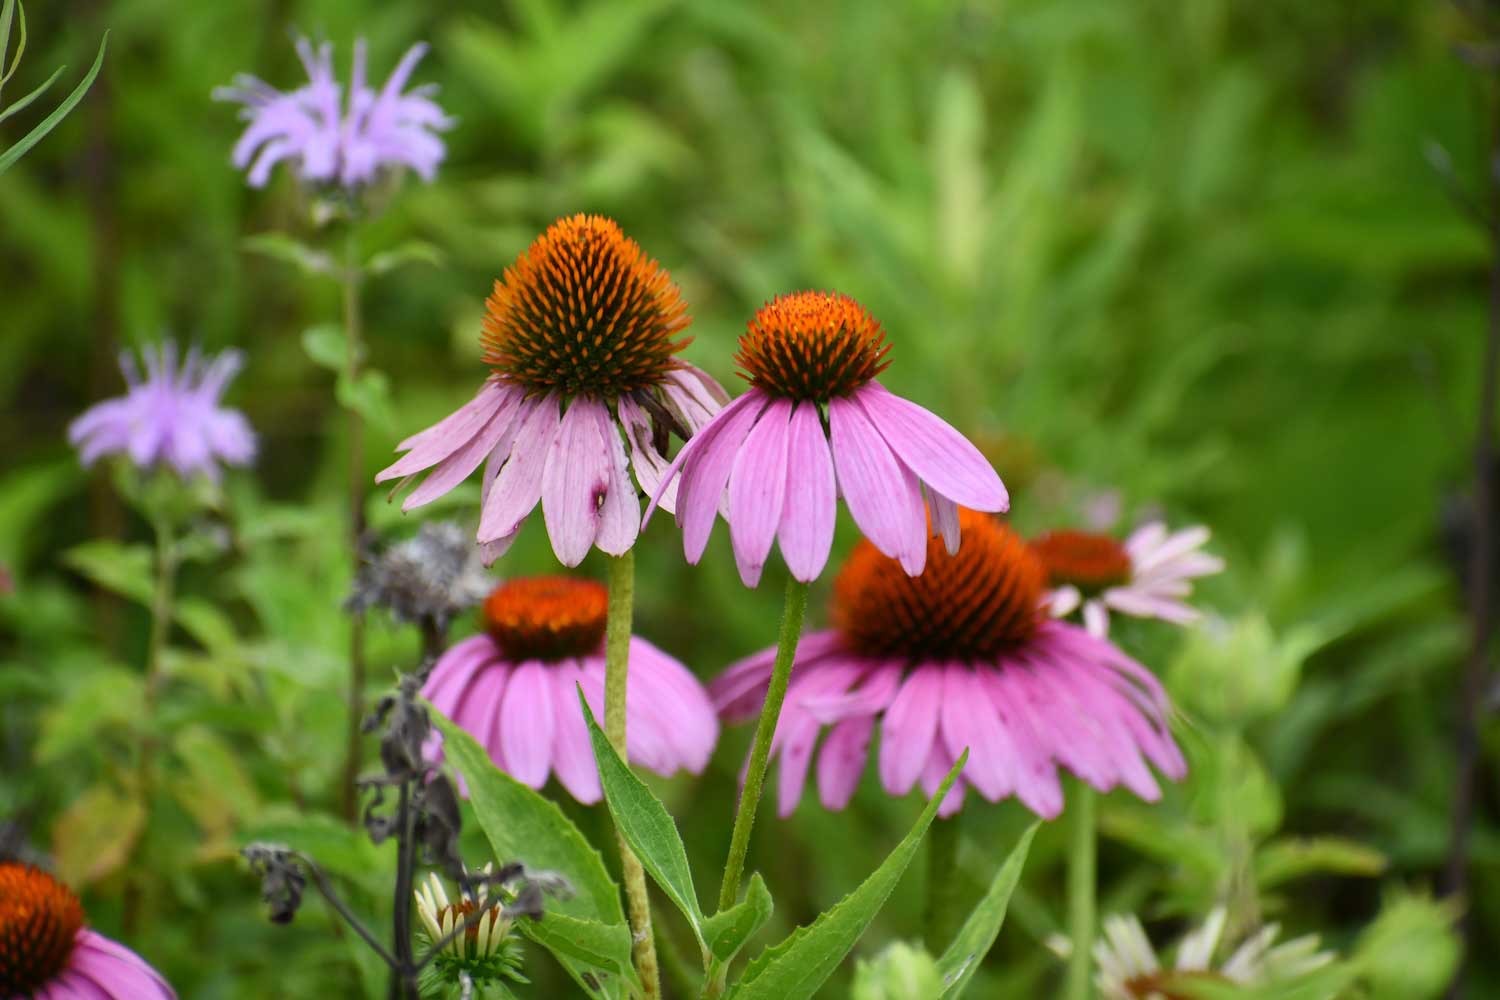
{"left": 712, "top": 510, "right": 1186, "bottom": 818}
{"left": 0, "top": 862, "right": 175, "bottom": 999}
{"left": 1032, "top": 523, "right": 1224, "bottom": 638}
{"left": 423, "top": 577, "right": 718, "bottom": 802}
{"left": 646, "top": 291, "right": 1007, "bottom": 587}
{"left": 377, "top": 214, "right": 726, "bottom": 566}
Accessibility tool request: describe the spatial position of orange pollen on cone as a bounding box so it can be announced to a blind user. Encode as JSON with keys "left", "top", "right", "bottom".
{"left": 1029, "top": 530, "right": 1133, "bottom": 594}
{"left": 832, "top": 510, "right": 1046, "bottom": 660}
{"left": 0, "top": 863, "right": 83, "bottom": 997}
{"left": 480, "top": 213, "right": 691, "bottom": 398}
{"left": 482, "top": 577, "right": 609, "bottom": 661}
{"left": 733, "top": 290, "right": 891, "bottom": 401}
{"left": 443, "top": 899, "right": 501, "bottom": 944}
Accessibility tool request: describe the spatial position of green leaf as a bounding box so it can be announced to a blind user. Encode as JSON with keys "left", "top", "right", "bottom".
{"left": 703, "top": 872, "right": 773, "bottom": 965}
{"left": 578, "top": 690, "right": 705, "bottom": 944}
{"left": 1254, "top": 835, "right": 1386, "bottom": 891}
{"left": 0, "top": 30, "right": 107, "bottom": 175}
{"left": 0, "top": 0, "right": 19, "bottom": 90}
{"left": 62, "top": 539, "right": 153, "bottom": 604}
{"left": 937, "top": 823, "right": 1038, "bottom": 996}
{"left": 429, "top": 708, "right": 623, "bottom": 926}
{"left": 52, "top": 782, "right": 144, "bottom": 886}
{"left": 727, "top": 752, "right": 968, "bottom": 1000}
{"left": 0, "top": 62, "right": 61, "bottom": 123}
{"left": 301, "top": 324, "right": 349, "bottom": 372}
{"left": 36, "top": 667, "right": 144, "bottom": 762}
{"left": 518, "top": 911, "right": 639, "bottom": 997}
{"left": 241, "top": 232, "right": 335, "bottom": 277}
{"left": 364, "top": 239, "right": 444, "bottom": 276}
{"left": 336, "top": 368, "right": 395, "bottom": 430}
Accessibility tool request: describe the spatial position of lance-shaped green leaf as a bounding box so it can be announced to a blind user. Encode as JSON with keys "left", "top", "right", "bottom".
{"left": 0, "top": 30, "right": 106, "bottom": 174}
{"left": 703, "top": 872, "right": 773, "bottom": 965}
{"left": 518, "top": 910, "right": 640, "bottom": 997}
{"left": 241, "top": 233, "right": 336, "bottom": 277}
{"left": 726, "top": 752, "right": 968, "bottom": 1000}
{"left": 429, "top": 709, "right": 622, "bottom": 925}
{"left": 937, "top": 822, "right": 1038, "bottom": 996}
{"left": 578, "top": 689, "right": 706, "bottom": 945}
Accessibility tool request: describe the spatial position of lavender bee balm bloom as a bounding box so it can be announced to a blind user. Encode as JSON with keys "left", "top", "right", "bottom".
{"left": 216, "top": 38, "right": 452, "bottom": 189}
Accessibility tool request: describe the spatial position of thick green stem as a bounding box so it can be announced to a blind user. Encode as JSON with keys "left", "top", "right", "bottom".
{"left": 924, "top": 815, "right": 964, "bottom": 954}
{"left": 605, "top": 550, "right": 661, "bottom": 999}
{"left": 1064, "top": 784, "right": 1097, "bottom": 1000}
{"left": 340, "top": 225, "right": 367, "bottom": 823}
{"left": 717, "top": 578, "right": 809, "bottom": 913}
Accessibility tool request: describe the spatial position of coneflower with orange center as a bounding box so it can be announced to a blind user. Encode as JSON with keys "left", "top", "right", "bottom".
{"left": 1033, "top": 523, "right": 1224, "bottom": 637}
{"left": 0, "top": 862, "right": 175, "bottom": 999}
{"left": 377, "top": 214, "right": 727, "bottom": 566}
{"left": 422, "top": 577, "right": 718, "bottom": 802}
{"left": 645, "top": 291, "right": 1008, "bottom": 586}
{"left": 711, "top": 511, "right": 1186, "bottom": 818}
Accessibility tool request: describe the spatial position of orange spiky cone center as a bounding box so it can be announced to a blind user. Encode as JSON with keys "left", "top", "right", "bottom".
{"left": 0, "top": 863, "right": 83, "bottom": 996}
{"left": 1030, "top": 530, "right": 1132, "bottom": 595}
{"left": 482, "top": 577, "right": 609, "bottom": 661}
{"left": 733, "top": 290, "right": 890, "bottom": 401}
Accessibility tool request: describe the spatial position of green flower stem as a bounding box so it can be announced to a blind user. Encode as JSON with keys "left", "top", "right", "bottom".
{"left": 923, "top": 815, "right": 963, "bottom": 954}
{"left": 1064, "top": 784, "right": 1097, "bottom": 1000}
{"left": 340, "top": 223, "right": 367, "bottom": 823}
{"left": 717, "top": 577, "right": 809, "bottom": 914}
{"left": 605, "top": 549, "right": 662, "bottom": 999}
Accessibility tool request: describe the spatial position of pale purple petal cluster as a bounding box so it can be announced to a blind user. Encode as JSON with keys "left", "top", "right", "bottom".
{"left": 68, "top": 342, "right": 256, "bottom": 480}
{"left": 31, "top": 928, "right": 176, "bottom": 999}
{"left": 423, "top": 633, "right": 719, "bottom": 802}
{"left": 377, "top": 367, "right": 725, "bottom": 566}
{"left": 1048, "top": 523, "right": 1224, "bottom": 638}
{"left": 646, "top": 381, "right": 1008, "bottom": 587}
{"left": 215, "top": 38, "right": 452, "bottom": 189}
{"left": 712, "top": 621, "right": 1185, "bottom": 819}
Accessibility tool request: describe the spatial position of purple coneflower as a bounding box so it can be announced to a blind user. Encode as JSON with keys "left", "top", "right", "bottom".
{"left": 215, "top": 38, "right": 452, "bottom": 189}
{"left": 424, "top": 577, "right": 718, "bottom": 802}
{"left": 68, "top": 342, "right": 255, "bottom": 480}
{"left": 712, "top": 510, "right": 1185, "bottom": 819}
{"left": 0, "top": 862, "right": 175, "bottom": 999}
{"left": 378, "top": 214, "right": 727, "bottom": 566}
{"left": 645, "top": 291, "right": 1008, "bottom": 587}
{"left": 1033, "top": 523, "right": 1224, "bottom": 638}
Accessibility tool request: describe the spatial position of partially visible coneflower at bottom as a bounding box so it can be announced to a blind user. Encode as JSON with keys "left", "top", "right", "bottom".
{"left": 711, "top": 510, "right": 1185, "bottom": 818}
{"left": 1050, "top": 908, "right": 1336, "bottom": 1000}
{"left": 423, "top": 577, "right": 718, "bottom": 802}
{"left": 414, "top": 868, "right": 527, "bottom": 993}
{"left": 0, "top": 862, "right": 175, "bottom": 999}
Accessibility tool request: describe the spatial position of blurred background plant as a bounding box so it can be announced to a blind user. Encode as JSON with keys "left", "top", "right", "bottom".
{"left": 0, "top": 0, "right": 1489, "bottom": 996}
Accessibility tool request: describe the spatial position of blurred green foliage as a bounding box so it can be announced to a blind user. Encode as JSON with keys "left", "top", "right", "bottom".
{"left": 0, "top": 0, "right": 1490, "bottom": 996}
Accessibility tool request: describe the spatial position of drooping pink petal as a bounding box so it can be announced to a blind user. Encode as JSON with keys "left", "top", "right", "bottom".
{"left": 643, "top": 389, "right": 766, "bottom": 528}
{"left": 454, "top": 662, "right": 514, "bottom": 773}
{"left": 380, "top": 379, "right": 516, "bottom": 479}
{"left": 549, "top": 661, "right": 603, "bottom": 803}
{"left": 854, "top": 381, "right": 1008, "bottom": 512}
{"left": 1083, "top": 599, "right": 1110, "bottom": 638}
{"left": 778, "top": 401, "right": 838, "bottom": 582}
{"left": 618, "top": 395, "right": 678, "bottom": 515}
{"left": 928, "top": 488, "right": 961, "bottom": 555}
{"left": 500, "top": 661, "right": 556, "bottom": 787}
{"left": 68, "top": 930, "right": 176, "bottom": 999}
{"left": 709, "top": 630, "right": 845, "bottom": 721}
{"left": 541, "top": 398, "right": 610, "bottom": 566}
{"left": 920, "top": 743, "right": 968, "bottom": 818}
{"left": 592, "top": 403, "right": 641, "bottom": 556}
{"left": 977, "top": 665, "right": 1065, "bottom": 818}
{"left": 628, "top": 638, "right": 719, "bottom": 773}
{"left": 775, "top": 707, "right": 823, "bottom": 817}
{"left": 829, "top": 395, "right": 929, "bottom": 575}
{"left": 672, "top": 391, "right": 769, "bottom": 562}
{"left": 400, "top": 391, "right": 524, "bottom": 511}
{"left": 479, "top": 394, "right": 558, "bottom": 543}
{"left": 727, "top": 398, "right": 793, "bottom": 587}
{"left": 939, "top": 663, "right": 1014, "bottom": 802}
{"left": 878, "top": 665, "right": 943, "bottom": 795}
{"left": 578, "top": 657, "right": 672, "bottom": 774}
{"left": 817, "top": 714, "right": 874, "bottom": 811}
{"left": 797, "top": 659, "right": 901, "bottom": 723}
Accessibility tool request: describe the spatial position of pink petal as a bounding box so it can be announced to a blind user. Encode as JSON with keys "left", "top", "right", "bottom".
{"left": 541, "top": 398, "right": 609, "bottom": 567}
{"left": 549, "top": 661, "right": 602, "bottom": 803}
{"left": 592, "top": 404, "right": 640, "bottom": 556}
{"left": 928, "top": 488, "right": 961, "bottom": 555}
{"left": 500, "top": 661, "right": 556, "bottom": 787}
{"left": 829, "top": 395, "right": 929, "bottom": 575}
{"left": 727, "top": 397, "right": 793, "bottom": 587}
{"left": 939, "top": 664, "right": 1014, "bottom": 801}
{"left": 643, "top": 389, "right": 766, "bottom": 528}
{"left": 674, "top": 391, "right": 769, "bottom": 562}
{"left": 455, "top": 663, "right": 514, "bottom": 772}
{"left": 878, "top": 665, "right": 943, "bottom": 795}
{"left": 778, "top": 401, "right": 837, "bottom": 582}
{"left": 379, "top": 379, "right": 514, "bottom": 480}
{"left": 817, "top": 714, "right": 873, "bottom": 811}
{"left": 978, "top": 666, "right": 1065, "bottom": 818}
{"left": 776, "top": 708, "right": 823, "bottom": 817}
{"left": 618, "top": 395, "right": 678, "bottom": 515}
{"left": 921, "top": 744, "right": 969, "bottom": 818}
{"left": 479, "top": 394, "right": 558, "bottom": 543}
{"left": 708, "top": 630, "right": 845, "bottom": 721}
{"left": 628, "top": 638, "right": 719, "bottom": 773}
{"left": 853, "top": 381, "right": 1008, "bottom": 512}
{"left": 798, "top": 659, "right": 901, "bottom": 723}
{"left": 400, "top": 392, "right": 523, "bottom": 511}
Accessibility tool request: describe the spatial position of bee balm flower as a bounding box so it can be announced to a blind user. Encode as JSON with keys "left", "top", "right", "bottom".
{"left": 711, "top": 510, "right": 1184, "bottom": 818}
{"left": 0, "top": 862, "right": 175, "bottom": 999}
{"left": 215, "top": 38, "right": 452, "bottom": 189}
{"left": 646, "top": 291, "right": 1007, "bottom": 587}
{"left": 67, "top": 342, "right": 255, "bottom": 481}
{"left": 1033, "top": 522, "right": 1224, "bottom": 638}
{"left": 423, "top": 577, "right": 718, "bottom": 801}
{"left": 378, "top": 215, "right": 726, "bottom": 565}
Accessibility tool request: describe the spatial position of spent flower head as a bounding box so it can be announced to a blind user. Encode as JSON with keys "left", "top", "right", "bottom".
{"left": 215, "top": 37, "right": 452, "bottom": 190}
{"left": 646, "top": 290, "right": 1008, "bottom": 586}
{"left": 378, "top": 214, "right": 728, "bottom": 566}
{"left": 346, "top": 521, "right": 494, "bottom": 633}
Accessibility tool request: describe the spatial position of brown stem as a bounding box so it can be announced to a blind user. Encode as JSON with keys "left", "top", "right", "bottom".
{"left": 340, "top": 227, "right": 367, "bottom": 823}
